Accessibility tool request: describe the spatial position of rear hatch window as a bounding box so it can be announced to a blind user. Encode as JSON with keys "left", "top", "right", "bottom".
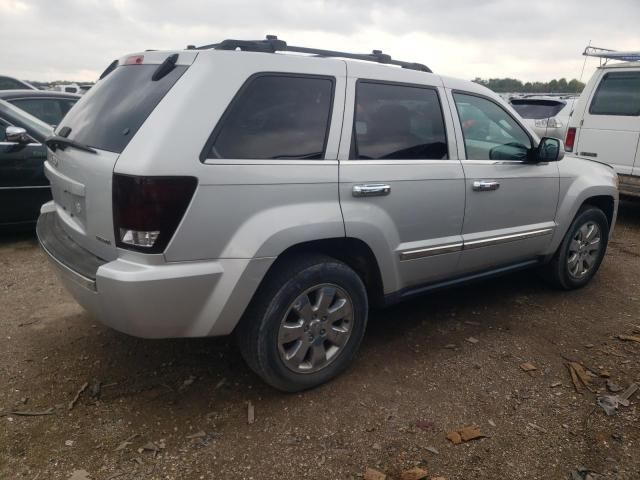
{"left": 510, "top": 99, "right": 565, "bottom": 119}
{"left": 57, "top": 63, "right": 187, "bottom": 153}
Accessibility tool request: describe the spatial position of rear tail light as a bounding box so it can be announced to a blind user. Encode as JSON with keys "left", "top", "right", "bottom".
{"left": 565, "top": 127, "right": 577, "bottom": 152}
{"left": 113, "top": 174, "right": 197, "bottom": 253}
{"left": 547, "top": 118, "right": 563, "bottom": 128}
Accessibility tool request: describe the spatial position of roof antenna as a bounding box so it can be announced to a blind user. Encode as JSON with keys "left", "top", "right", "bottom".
{"left": 579, "top": 39, "right": 591, "bottom": 83}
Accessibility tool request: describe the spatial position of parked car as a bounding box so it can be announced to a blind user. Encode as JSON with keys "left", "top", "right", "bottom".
{"left": 0, "top": 90, "right": 80, "bottom": 127}
{"left": 509, "top": 95, "right": 576, "bottom": 140}
{"left": 37, "top": 36, "right": 618, "bottom": 391}
{"left": 567, "top": 47, "right": 640, "bottom": 197}
{"left": 0, "top": 75, "right": 37, "bottom": 91}
{"left": 0, "top": 99, "right": 52, "bottom": 228}
{"left": 49, "top": 83, "right": 92, "bottom": 95}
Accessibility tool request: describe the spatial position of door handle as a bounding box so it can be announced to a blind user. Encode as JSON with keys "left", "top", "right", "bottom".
{"left": 472, "top": 180, "right": 500, "bottom": 192}
{"left": 352, "top": 183, "right": 391, "bottom": 197}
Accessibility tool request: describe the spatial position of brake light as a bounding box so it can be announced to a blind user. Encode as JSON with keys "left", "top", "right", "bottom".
{"left": 125, "top": 55, "right": 144, "bottom": 65}
{"left": 113, "top": 174, "right": 197, "bottom": 253}
{"left": 565, "top": 127, "right": 577, "bottom": 152}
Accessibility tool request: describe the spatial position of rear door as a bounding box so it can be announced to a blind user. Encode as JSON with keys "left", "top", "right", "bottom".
{"left": 577, "top": 69, "right": 640, "bottom": 175}
{"left": 339, "top": 65, "right": 465, "bottom": 293}
{"left": 449, "top": 90, "right": 559, "bottom": 274}
{"left": 45, "top": 51, "right": 196, "bottom": 260}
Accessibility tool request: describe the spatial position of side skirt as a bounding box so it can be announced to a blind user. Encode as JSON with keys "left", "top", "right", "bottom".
{"left": 382, "top": 259, "right": 541, "bottom": 307}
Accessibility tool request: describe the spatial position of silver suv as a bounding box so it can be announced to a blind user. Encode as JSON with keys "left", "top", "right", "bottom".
{"left": 37, "top": 37, "right": 618, "bottom": 391}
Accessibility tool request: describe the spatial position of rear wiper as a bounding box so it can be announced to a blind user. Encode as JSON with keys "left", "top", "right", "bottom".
{"left": 45, "top": 135, "right": 97, "bottom": 154}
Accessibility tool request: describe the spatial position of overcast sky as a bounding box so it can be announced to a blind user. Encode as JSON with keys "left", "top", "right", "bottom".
{"left": 2, "top": 0, "right": 639, "bottom": 83}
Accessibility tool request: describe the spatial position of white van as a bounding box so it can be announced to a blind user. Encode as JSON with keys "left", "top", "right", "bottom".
{"left": 567, "top": 47, "right": 640, "bottom": 196}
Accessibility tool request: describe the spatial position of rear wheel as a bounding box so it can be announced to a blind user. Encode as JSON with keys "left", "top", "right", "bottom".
{"left": 236, "top": 255, "right": 368, "bottom": 392}
{"left": 542, "top": 206, "right": 609, "bottom": 290}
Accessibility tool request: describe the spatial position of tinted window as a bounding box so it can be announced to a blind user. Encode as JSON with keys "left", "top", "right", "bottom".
{"left": 209, "top": 75, "right": 333, "bottom": 160}
{"left": 10, "top": 98, "right": 77, "bottom": 126}
{"left": 454, "top": 93, "right": 531, "bottom": 161}
{"left": 352, "top": 82, "right": 447, "bottom": 160}
{"left": 590, "top": 72, "right": 640, "bottom": 116}
{"left": 59, "top": 64, "right": 188, "bottom": 153}
{"left": 0, "top": 76, "right": 29, "bottom": 90}
{"left": 510, "top": 100, "right": 565, "bottom": 119}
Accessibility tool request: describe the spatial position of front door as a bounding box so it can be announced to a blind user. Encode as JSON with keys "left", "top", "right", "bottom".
{"left": 0, "top": 119, "right": 50, "bottom": 226}
{"left": 448, "top": 90, "right": 559, "bottom": 275}
{"left": 339, "top": 66, "right": 466, "bottom": 294}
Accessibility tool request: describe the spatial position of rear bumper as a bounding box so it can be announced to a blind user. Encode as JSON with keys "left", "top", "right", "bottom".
{"left": 37, "top": 209, "right": 273, "bottom": 338}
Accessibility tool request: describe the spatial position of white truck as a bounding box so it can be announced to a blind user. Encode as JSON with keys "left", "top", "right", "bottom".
{"left": 567, "top": 46, "right": 640, "bottom": 196}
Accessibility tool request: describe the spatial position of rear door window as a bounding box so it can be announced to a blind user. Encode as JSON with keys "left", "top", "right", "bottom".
{"left": 351, "top": 82, "right": 448, "bottom": 160}
{"left": 589, "top": 72, "right": 640, "bottom": 116}
{"left": 510, "top": 100, "right": 565, "bottom": 119}
{"left": 206, "top": 75, "right": 334, "bottom": 160}
{"left": 58, "top": 64, "right": 188, "bottom": 153}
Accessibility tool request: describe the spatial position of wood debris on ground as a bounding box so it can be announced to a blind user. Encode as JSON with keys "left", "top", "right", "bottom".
{"left": 520, "top": 362, "right": 537, "bottom": 372}
{"left": 465, "top": 337, "right": 479, "bottom": 344}
{"left": 114, "top": 433, "right": 139, "bottom": 452}
{"left": 446, "top": 425, "right": 485, "bottom": 444}
{"left": 617, "top": 334, "right": 640, "bottom": 343}
{"left": 364, "top": 467, "right": 388, "bottom": 480}
{"left": 567, "top": 362, "right": 595, "bottom": 393}
{"left": 68, "top": 382, "right": 89, "bottom": 411}
{"left": 528, "top": 422, "right": 548, "bottom": 433}
{"left": 399, "top": 466, "right": 428, "bottom": 480}
{"left": 9, "top": 407, "right": 55, "bottom": 416}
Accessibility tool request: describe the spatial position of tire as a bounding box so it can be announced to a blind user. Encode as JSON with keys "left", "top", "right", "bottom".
{"left": 542, "top": 206, "right": 609, "bottom": 290}
{"left": 236, "top": 254, "right": 368, "bottom": 392}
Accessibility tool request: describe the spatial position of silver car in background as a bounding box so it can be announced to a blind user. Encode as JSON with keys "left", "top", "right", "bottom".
{"left": 510, "top": 95, "right": 577, "bottom": 140}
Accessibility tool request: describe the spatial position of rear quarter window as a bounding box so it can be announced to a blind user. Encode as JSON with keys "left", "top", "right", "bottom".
{"left": 589, "top": 71, "right": 640, "bottom": 116}
{"left": 58, "top": 64, "right": 188, "bottom": 153}
{"left": 203, "top": 74, "right": 334, "bottom": 160}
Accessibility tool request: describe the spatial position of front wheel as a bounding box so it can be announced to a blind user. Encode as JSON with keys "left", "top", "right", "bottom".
{"left": 542, "top": 206, "right": 609, "bottom": 290}
{"left": 236, "top": 255, "right": 368, "bottom": 392}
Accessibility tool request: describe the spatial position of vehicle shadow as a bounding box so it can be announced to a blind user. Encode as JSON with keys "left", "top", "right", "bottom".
{"left": 617, "top": 197, "right": 640, "bottom": 227}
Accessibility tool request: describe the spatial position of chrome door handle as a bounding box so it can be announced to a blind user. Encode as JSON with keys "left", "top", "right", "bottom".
{"left": 352, "top": 183, "right": 391, "bottom": 197}
{"left": 472, "top": 180, "right": 500, "bottom": 192}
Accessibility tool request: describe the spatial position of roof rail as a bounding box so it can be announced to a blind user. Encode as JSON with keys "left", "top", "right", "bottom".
{"left": 583, "top": 46, "right": 640, "bottom": 63}
{"left": 188, "top": 35, "right": 433, "bottom": 73}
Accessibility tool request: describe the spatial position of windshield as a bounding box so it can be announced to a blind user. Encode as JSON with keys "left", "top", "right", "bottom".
{"left": 510, "top": 100, "right": 565, "bottom": 119}
{"left": 57, "top": 64, "right": 187, "bottom": 153}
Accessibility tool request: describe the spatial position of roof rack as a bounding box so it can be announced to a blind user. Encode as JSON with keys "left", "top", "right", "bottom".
{"left": 187, "top": 35, "right": 432, "bottom": 73}
{"left": 583, "top": 46, "right": 640, "bottom": 63}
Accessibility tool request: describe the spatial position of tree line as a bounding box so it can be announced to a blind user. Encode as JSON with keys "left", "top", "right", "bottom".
{"left": 472, "top": 77, "right": 585, "bottom": 93}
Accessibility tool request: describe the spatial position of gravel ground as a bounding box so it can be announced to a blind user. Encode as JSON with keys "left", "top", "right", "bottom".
{"left": 1, "top": 201, "right": 640, "bottom": 480}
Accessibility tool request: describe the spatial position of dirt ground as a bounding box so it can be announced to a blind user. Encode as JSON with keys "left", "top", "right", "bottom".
{"left": 1, "top": 202, "right": 640, "bottom": 480}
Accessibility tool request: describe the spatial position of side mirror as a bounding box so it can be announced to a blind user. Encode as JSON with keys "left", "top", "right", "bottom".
{"left": 5, "top": 126, "right": 29, "bottom": 144}
{"left": 537, "top": 137, "right": 565, "bottom": 162}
